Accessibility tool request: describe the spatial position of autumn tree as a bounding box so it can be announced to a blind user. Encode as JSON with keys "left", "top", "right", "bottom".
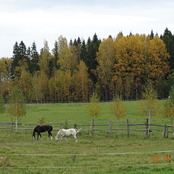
{"left": 48, "top": 70, "right": 64, "bottom": 102}
{"left": 2, "top": 31, "right": 173, "bottom": 103}
{"left": 8, "top": 86, "right": 26, "bottom": 132}
{"left": 0, "top": 58, "right": 12, "bottom": 98}
{"left": 88, "top": 92, "right": 101, "bottom": 118}
{"left": 39, "top": 40, "right": 52, "bottom": 76}
{"left": 111, "top": 95, "right": 126, "bottom": 136}
{"left": 74, "top": 61, "right": 91, "bottom": 102}
{"left": 62, "top": 71, "right": 72, "bottom": 101}
{"left": 58, "top": 36, "right": 77, "bottom": 74}
{"left": 147, "top": 36, "right": 170, "bottom": 80}
{"left": 139, "top": 82, "right": 158, "bottom": 136}
{"left": 164, "top": 86, "right": 174, "bottom": 132}
{"left": 111, "top": 95, "right": 126, "bottom": 121}
{"left": 32, "top": 72, "right": 45, "bottom": 103}
{"left": 114, "top": 34, "right": 146, "bottom": 99}
{"left": 17, "top": 67, "right": 32, "bottom": 102}
{"left": 114, "top": 34, "right": 170, "bottom": 99}
{"left": 96, "top": 37, "right": 115, "bottom": 101}
{"left": 0, "top": 95, "right": 5, "bottom": 113}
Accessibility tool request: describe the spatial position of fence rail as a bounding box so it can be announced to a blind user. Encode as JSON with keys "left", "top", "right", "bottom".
{"left": 0, "top": 119, "right": 173, "bottom": 138}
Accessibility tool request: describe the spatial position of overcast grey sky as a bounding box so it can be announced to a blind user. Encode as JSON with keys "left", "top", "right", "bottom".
{"left": 0, "top": 0, "right": 174, "bottom": 57}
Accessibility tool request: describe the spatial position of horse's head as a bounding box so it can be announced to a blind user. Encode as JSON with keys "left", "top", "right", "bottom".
{"left": 32, "top": 126, "right": 38, "bottom": 139}
{"left": 32, "top": 131, "right": 36, "bottom": 139}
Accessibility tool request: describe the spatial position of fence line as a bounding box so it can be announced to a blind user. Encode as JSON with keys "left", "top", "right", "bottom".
{"left": 0, "top": 119, "right": 173, "bottom": 138}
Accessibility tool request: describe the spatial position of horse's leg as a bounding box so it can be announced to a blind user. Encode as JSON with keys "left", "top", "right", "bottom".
{"left": 48, "top": 131, "right": 53, "bottom": 140}
{"left": 37, "top": 132, "right": 39, "bottom": 140}
{"left": 39, "top": 132, "right": 42, "bottom": 140}
{"left": 55, "top": 133, "right": 59, "bottom": 141}
{"left": 74, "top": 134, "right": 78, "bottom": 142}
{"left": 64, "top": 137, "right": 68, "bottom": 142}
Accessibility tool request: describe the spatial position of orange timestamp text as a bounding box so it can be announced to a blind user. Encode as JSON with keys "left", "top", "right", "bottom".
{"left": 152, "top": 155, "right": 171, "bottom": 162}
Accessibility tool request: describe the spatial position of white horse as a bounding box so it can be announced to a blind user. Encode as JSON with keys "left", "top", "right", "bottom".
{"left": 55, "top": 128, "right": 81, "bottom": 142}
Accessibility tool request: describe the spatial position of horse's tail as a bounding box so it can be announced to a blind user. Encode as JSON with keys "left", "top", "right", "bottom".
{"left": 76, "top": 128, "right": 81, "bottom": 134}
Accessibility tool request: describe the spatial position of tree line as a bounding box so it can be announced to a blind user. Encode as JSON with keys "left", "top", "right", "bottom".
{"left": 1, "top": 28, "right": 174, "bottom": 103}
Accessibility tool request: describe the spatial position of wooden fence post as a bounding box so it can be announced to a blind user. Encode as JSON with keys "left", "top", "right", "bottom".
{"left": 74, "top": 123, "right": 77, "bottom": 129}
{"left": 166, "top": 126, "right": 169, "bottom": 138}
{"left": 127, "top": 119, "right": 130, "bottom": 138}
{"left": 91, "top": 119, "right": 94, "bottom": 136}
{"left": 109, "top": 121, "right": 112, "bottom": 136}
{"left": 163, "top": 124, "right": 168, "bottom": 138}
{"left": 164, "top": 124, "right": 166, "bottom": 138}
{"left": 116, "top": 120, "right": 119, "bottom": 137}
{"left": 172, "top": 120, "right": 174, "bottom": 138}
{"left": 145, "top": 119, "right": 149, "bottom": 137}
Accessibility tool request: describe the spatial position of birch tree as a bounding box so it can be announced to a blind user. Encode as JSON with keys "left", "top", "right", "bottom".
{"left": 111, "top": 95, "right": 126, "bottom": 121}
{"left": 88, "top": 92, "right": 101, "bottom": 118}
{"left": 96, "top": 37, "right": 115, "bottom": 101}
{"left": 8, "top": 86, "right": 26, "bottom": 132}
{"left": 140, "top": 82, "right": 158, "bottom": 136}
{"left": 164, "top": 86, "right": 174, "bottom": 136}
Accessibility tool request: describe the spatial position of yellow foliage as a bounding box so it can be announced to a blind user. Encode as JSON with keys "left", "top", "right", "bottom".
{"left": 88, "top": 93, "right": 101, "bottom": 118}
{"left": 111, "top": 96, "right": 126, "bottom": 119}
{"left": 139, "top": 83, "right": 158, "bottom": 120}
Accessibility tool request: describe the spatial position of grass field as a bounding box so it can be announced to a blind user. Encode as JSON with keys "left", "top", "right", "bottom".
{"left": 0, "top": 100, "right": 174, "bottom": 174}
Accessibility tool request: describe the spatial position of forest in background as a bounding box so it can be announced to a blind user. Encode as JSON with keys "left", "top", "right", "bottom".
{"left": 1, "top": 28, "right": 174, "bottom": 103}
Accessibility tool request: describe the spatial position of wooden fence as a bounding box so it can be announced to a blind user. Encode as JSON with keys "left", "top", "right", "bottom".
{"left": 0, "top": 119, "right": 173, "bottom": 138}
{"left": 75, "top": 119, "right": 174, "bottom": 138}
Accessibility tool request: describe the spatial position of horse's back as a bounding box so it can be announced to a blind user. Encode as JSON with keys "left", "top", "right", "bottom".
{"left": 35, "top": 125, "right": 53, "bottom": 132}
{"left": 58, "top": 128, "right": 76, "bottom": 136}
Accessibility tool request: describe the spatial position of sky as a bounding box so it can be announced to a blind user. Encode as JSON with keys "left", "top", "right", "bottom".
{"left": 0, "top": 0, "right": 174, "bottom": 57}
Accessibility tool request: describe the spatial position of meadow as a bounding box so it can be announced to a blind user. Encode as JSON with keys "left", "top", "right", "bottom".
{"left": 0, "top": 100, "right": 174, "bottom": 174}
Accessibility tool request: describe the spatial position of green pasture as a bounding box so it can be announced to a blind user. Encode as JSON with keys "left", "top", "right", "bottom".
{"left": 0, "top": 100, "right": 174, "bottom": 174}
{"left": 0, "top": 100, "right": 171, "bottom": 125}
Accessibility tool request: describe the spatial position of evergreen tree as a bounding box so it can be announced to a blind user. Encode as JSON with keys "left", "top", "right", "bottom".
{"left": 80, "top": 40, "right": 87, "bottom": 62}
{"left": 11, "top": 42, "right": 19, "bottom": 77}
{"left": 77, "top": 37, "right": 81, "bottom": 45}
{"left": 52, "top": 40, "right": 59, "bottom": 69}
{"left": 18, "top": 41, "right": 30, "bottom": 69}
{"left": 161, "top": 28, "right": 174, "bottom": 70}
{"left": 30, "top": 42, "right": 40, "bottom": 73}
{"left": 149, "top": 30, "right": 154, "bottom": 39}
{"left": 11, "top": 41, "right": 30, "bottom": 77}
{"left": 86, "top": 34, "right": 101, "bottom": 84}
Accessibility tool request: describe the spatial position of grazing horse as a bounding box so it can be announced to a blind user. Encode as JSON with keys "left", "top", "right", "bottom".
{"left": 33, "top": 125, "right": 53, "bottom": 140}
{"left": 55, "top": 128, "right": 81, "bottom": 142}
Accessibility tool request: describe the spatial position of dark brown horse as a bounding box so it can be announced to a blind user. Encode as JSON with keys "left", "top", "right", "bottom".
{"left": 33, "top": 125, "right": 53, "bottom": 140}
